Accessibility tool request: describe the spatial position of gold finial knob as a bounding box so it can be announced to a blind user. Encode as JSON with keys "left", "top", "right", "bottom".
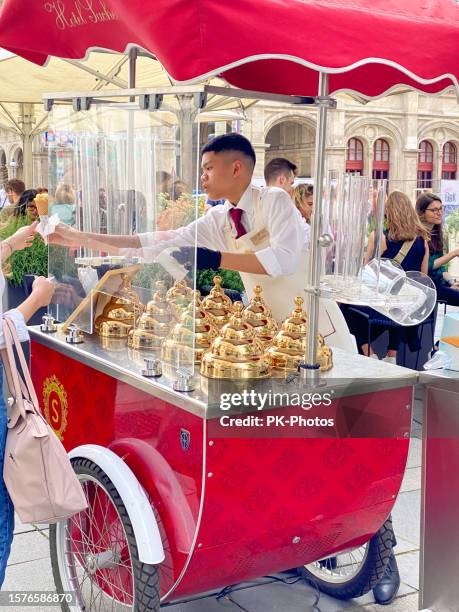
{"left": 233, "top": 301, "right": 244, "bottom": 316}
{"left": 213, "top": 275, "right": 222, "bottom": 290}
{"left": 294, "top": 296, "right": 304, "bottom": 310}
{"left": 254, "top": 285, "right": 262, "bottom": 299}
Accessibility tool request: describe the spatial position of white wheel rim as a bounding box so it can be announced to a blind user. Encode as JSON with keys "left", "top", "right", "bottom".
{"left": 55, "top": 473, "right": 136, "bottom": 611}
{"left": 304, "top": 543, "right": 370, "bottom": 584}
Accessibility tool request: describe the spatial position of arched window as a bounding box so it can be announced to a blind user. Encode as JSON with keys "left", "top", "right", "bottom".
{"left": 346, "top": 138, "right": 364, "bottom": 174}
{"left": 418, "top": 141, "right": 434, "bottom": 189}
{"left": 442, "top": 141, "right": 457, "bottom": 180}
{"left": 372, "top": 139, "right": 390, "bottom": 180}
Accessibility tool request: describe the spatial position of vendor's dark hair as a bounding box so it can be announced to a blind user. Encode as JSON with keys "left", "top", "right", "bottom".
{"left": 264, "top": 157, "right": 297, "bottom": 183}
{"left": 202, "top": 133, "right": 256, "bottom": 167}
{"left": 416, "top": 192, "right": 443, "bottom": 254}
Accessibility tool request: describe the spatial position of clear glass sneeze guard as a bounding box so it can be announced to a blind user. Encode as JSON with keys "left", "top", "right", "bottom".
{"left": 47, "top": 98, "right": 204, "bottom": 376}
{"left": 321, "top": 173, "right": 436, "bottom": 325}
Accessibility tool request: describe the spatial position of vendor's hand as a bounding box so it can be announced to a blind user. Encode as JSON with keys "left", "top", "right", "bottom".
{"left": 48, "top": 222, "right": 82, "bottom": 247}
{"left": 31, "top": 276, "right": 55, "bottom": 307}
{"left": 172, "top": 246, "right": 222, "bottom": 271}
{"left": 9, "top": 221, "right": 38, "bottom": 252}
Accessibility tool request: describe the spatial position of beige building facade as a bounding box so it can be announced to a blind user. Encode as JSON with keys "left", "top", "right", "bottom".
{"left": 1, "top": 90, "right": 459, "bottom": 202}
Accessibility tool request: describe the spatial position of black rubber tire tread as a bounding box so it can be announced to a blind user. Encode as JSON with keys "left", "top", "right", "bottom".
{"left": 50, "top": 457, "right": 160, "bottom": 612}
{"left": 300, "top": 516, "right": 395, "bottom": 600}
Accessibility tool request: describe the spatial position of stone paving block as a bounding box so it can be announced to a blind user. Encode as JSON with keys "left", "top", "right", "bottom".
{"left": 391, "top": 490, "right": 421, "bottom": 547}
{"left": 2, "top": 556, "right": 55, "bottom": 597}
{"left": 395, "top": 551, "right": 420, "bottom": 591}
{"left": 7, "top": 529, "right": 49, "bottom": 567}
{"left": 394, "top": 535, "right": 419, "bottom": 555}
{"left": 400, "top": 467, "right": 421, "bottom": 493}
{"left": 406, "top": 438, "right": 422, "bottom": 469}
{"left": 348, "top": 592, "right": 419, "bottom": 611}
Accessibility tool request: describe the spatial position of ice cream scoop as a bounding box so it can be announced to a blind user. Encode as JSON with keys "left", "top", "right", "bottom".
{"left": 34, "top": 193, "right": 49, "bottom": 217}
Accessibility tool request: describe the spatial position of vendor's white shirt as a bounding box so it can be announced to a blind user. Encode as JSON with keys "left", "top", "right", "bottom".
{"left": 0, "top": 264, "right": 29, "bottom": 346}
{"left": 137, "top": 184, "right": 304, "bottom": 277}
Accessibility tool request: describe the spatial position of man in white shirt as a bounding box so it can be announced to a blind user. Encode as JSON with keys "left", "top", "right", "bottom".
{"left": 50, "top": 134, "right": 304, "bottom": 279}
{"left": 264, "top": 157, "right": 311, "bottom": 250}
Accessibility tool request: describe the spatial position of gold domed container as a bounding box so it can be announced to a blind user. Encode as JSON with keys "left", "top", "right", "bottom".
{"left": 146, "top": 281, "right": 175, "bottom": 324}
{"left": 128, "top": 281, "right": 175, "bottom": 349}
{"left": 268, "top": 297, "right": 333, "bottom": 372}
{"left": 115, "top": 274, "right": 144, "bottom": 316}
{"left": 201, "top": 275, "right": 233, "bottom": 328}
{"left": 162, "top": 291, "right": 219, "bottom": 365}
{"left": 201, "top": 302, "right": 271, "bottom": 379}
{"left": 95, "top": 275, "right": 143, "bottom": 339}
{"left": 95, "top": 298, "right": 136, "bottom": 337}
{"left": 166, "top": 280, "right": 194, "bottom": 320}
{"left": 243, "top": 285, "right": 278, "bottom": 347}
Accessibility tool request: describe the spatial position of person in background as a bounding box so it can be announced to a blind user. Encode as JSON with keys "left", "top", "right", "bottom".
{"left": 170, "top": 180, "right": 189, "bottom": 201}
{"left": 293, "top": 183, "right": 314, "bottom": 223}
{"left": 264, "top": 157, "right": 297, "bottom": 196}
{"left": 156, "top": 170, "right": 173, "bottom": 196}
{"left": 343, "top": 190, "right": 429, "bottom": 362}
{"left": 50, "top": 184, "right": 76, "bottom": 225}
{"left": 13, "top": 189, "right": 38, "bottom": 219}
{"left": 0, "top": 185, "right": 8, "bottom": 210}
{"left": 416, "top": 192, "right": 459, "bottom": 306}
{"left": 0, "top": 179, "right": 26, "bottom": 222}
{"left": 4, "top": 179, "right": 25, "bottom": 206}
{"left": 0, "top": 225, "right": 55, "bottom": 587}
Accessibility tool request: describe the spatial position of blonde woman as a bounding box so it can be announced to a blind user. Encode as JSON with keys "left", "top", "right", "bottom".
{"left": 292, "top": 183, "right": 314, "bottom": 223}
{"left": 344, "top": 190, "right": 429, "bottom": 362}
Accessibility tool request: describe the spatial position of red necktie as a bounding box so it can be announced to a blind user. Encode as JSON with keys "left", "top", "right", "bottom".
{"left": 229, "top": 207, "right": 247, "bottom": 239}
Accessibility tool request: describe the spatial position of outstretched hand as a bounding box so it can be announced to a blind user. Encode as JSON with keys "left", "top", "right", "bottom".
{"left": 47, "top": 223, "right": 83, "bottom": 247}
{"left": 9, "top": 221, "right": 39, "bottom": 252}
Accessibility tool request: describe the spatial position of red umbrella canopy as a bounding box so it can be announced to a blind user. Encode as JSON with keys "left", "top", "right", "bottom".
{"left": 0, "top": 0, "right": 458, "bottom": 98}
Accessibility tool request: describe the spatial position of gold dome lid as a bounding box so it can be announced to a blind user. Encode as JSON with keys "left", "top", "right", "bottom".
{"left": 201, "top": 275, "right": 233, "bottom": 327}
{"left": 201, "top": 302, "right": 271, "bottom": 379}
{"left": 281, "top": 296, "right": 308, "bottom": 337}
{"left": 243, "top": 285, "right": 278, "bottom": 345}
{"left": 268, "top": 296, "right": 333, "bottom": 372}
{"left": 162, "top": 291, "right": 219, "bottom": 365}
{"left": 166, "top": 280, "right": 193, "bottom": 304}
{"left": 146, "top": 280, "right": 175, "bottom": 323}
{"left": 98, "top": 320, "right": 132, "bottom": 339}
{"left": 114, "top": 274, "right": 144, "bottom": 314}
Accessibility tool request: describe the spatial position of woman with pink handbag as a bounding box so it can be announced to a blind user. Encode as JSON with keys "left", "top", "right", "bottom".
{"left": 0, "top": 222, "right": 54, "bottom": 587}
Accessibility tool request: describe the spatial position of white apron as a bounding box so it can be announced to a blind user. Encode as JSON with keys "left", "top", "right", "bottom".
{"left": 224, "top": 191, "right": 357, "bottom": 353}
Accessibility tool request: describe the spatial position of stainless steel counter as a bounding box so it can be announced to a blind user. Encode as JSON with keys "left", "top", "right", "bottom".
{"left": 30, "top": 325, "right": 417, "bottom": 420}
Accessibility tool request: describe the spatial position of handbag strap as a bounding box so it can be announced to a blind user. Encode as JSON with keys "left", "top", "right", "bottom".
{"left": 1, "top": 320, "right": 28, "bottom": 419}
{"left": 4, "top": 317, "right": 39, "bottom": 408}
{"left": 392, "top": 238, "right": 415, "bottom": 266}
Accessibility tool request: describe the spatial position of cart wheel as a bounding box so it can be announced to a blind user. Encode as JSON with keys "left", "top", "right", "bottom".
{"left": 299, "top": 516, "right": 394, "bottom": 600}
{"left": 50, "top": 458, "right": 160, "bottom": 612}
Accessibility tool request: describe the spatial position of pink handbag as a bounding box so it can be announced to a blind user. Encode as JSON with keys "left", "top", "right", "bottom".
{"left": 1, "top": 317, "right": 87, "bottom": 524}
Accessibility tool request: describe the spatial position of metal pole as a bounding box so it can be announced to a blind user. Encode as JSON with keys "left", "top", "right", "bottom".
{"left": 300, "top": 72, "right": 329, "bottom": 381}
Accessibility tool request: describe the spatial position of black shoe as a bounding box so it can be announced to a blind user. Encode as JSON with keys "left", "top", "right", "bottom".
{"left": 373, "top": 553, "right": 400, "bottom": 605}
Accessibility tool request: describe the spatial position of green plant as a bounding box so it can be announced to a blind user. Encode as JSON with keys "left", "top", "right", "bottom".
{"left": 0, "top": 216, "right": 48, "bottom": 287}
{"left": 196, "top": 268, "right": 244, "bottom": 293}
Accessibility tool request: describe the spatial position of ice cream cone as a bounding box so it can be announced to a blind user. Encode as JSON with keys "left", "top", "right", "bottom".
{"left": 34, "top": 193, "right": 49, "bottom": 217}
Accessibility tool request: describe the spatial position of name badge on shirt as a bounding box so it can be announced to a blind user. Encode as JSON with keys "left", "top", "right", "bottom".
{"left": 249, "top": 227, "right": 269, "bottom": 247}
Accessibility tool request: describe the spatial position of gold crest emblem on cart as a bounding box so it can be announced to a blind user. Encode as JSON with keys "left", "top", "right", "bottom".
{"left": 43, "top": 375, "right": 68, "bottom": 441}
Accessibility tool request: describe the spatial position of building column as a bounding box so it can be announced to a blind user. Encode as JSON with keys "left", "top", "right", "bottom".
{"left": 433, "top": 143, "right": 443, "bottom": 193}
{"left": 19, "top": 103, "right": 35, "bottom": 187}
